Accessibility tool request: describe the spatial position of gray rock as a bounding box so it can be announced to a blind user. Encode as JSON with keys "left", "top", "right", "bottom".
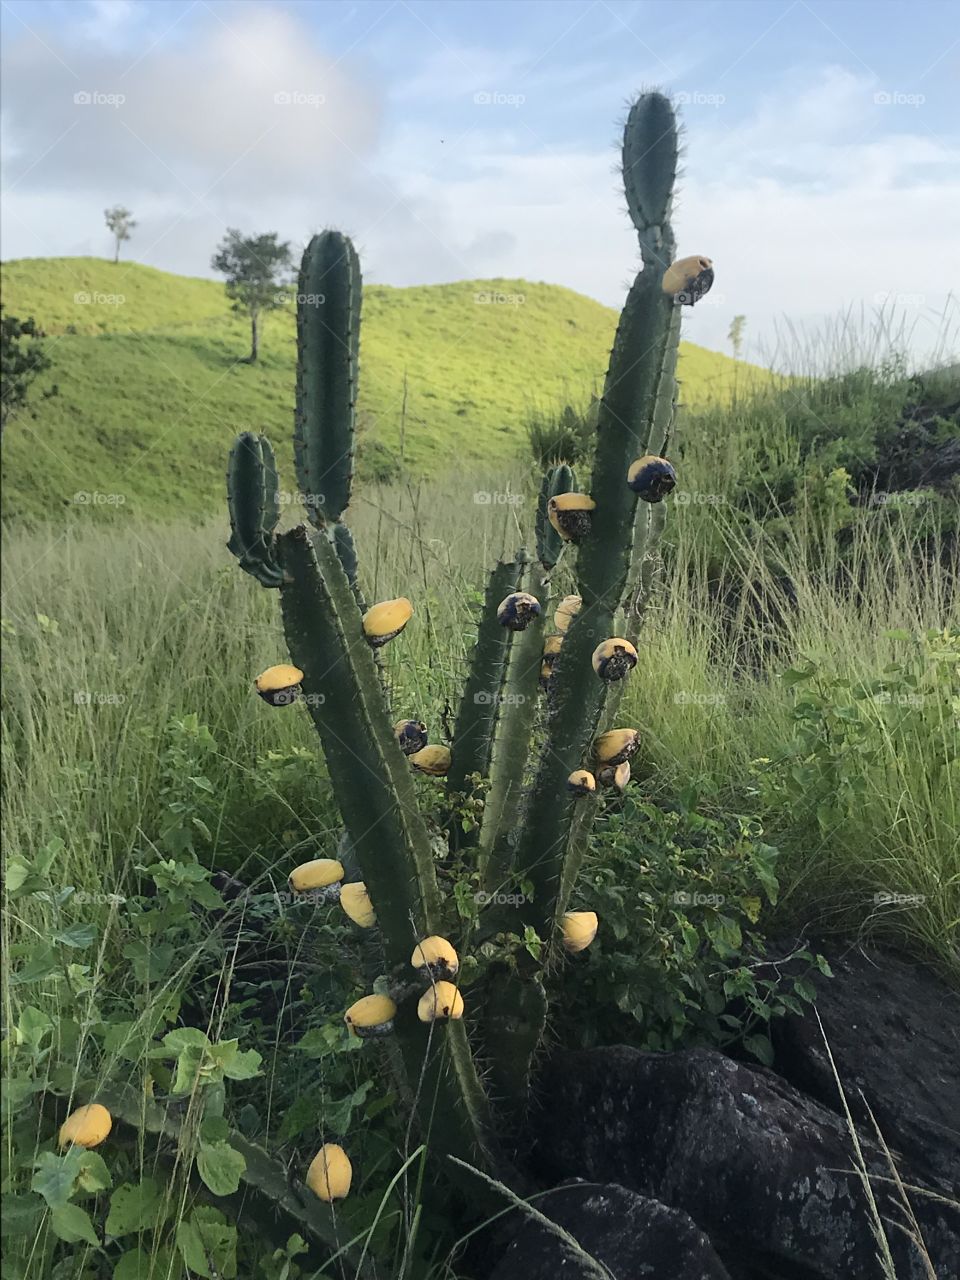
{"left": 531, "top": 1046, "right": 960, "bottom": 1280}
{"left": 489, "top": 1181, "right": 731, "bottom": 1280}
{"left": 771, "top": 945, "right": 960, "bottom": 1195}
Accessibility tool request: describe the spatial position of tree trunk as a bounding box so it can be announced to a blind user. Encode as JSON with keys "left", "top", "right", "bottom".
{"left": 249, "top": 312, "right": 259, "bottom": 363}
{"left": 114, "top": 238, "right": 119, "bottom": 265}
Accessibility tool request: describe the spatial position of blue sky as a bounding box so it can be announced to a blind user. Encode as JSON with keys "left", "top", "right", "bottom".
{"left": 2, "top": 0, "right": 957, "bottom": 362}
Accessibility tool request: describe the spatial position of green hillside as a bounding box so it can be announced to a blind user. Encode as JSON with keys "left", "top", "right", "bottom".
{"left": 1, "top": 257, "right": 769, "bottom": 522}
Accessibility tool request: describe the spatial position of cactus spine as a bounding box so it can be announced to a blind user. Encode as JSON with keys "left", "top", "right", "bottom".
{"left": 226, "top": 91, "right": 706, "bottom": 1178}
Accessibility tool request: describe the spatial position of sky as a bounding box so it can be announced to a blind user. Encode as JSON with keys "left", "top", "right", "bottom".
{"left": 1, "top": 0, "right": 958, "bottom": 365}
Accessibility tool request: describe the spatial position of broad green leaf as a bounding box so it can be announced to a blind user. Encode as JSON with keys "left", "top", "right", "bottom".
{"left": 53, "top": 923, "right": 97, "bottom": 949}
{"left": 50, "top": 1201, "right": 100, "bottom": 1246}
{"left": 176, "top": 1207, "right": 237, "bottom": 1278}
{"left": 743, "top": 1033, "right": 774, "bottom": 1066}
{"left": 32, "top": 1148, "right": 85, "bottom": 1208}
{"left": 106, "top": 1178, "right": 163, "bottom": 1236}
{"left": 196, "top": 1141, "right": 246, "bottom": 1196}
{"left": 76, "top": 1149, "right": 112, "bottom": 1193}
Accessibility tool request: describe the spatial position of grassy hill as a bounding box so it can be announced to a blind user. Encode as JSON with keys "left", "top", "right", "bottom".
{"left": 1, "top": 257, "right": 769, "bottom": 522}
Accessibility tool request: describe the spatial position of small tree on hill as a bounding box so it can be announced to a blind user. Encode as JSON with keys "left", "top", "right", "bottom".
{"left": 211, "top": 230, "right": 293, "bottom": 364}
{"left": 105, "top": 206, "right": 136, "bottom": 264}
{"left": 1, "top": 308, "right": 58, "bottom": 435}
{"left": 728, "top": 314, "right": 746, "bottom": 360}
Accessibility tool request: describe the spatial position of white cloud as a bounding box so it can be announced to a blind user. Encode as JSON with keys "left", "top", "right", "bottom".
{"left": 1, "top": 14, "right": 956, "bottom": 367}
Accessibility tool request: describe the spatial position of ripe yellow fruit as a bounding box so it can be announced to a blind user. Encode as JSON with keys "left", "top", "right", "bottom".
{"left": 306, "top": 1143, "right": 352, "bottom": 1201}
{"left": 597, "top": 760, "right": 631, "bottom": 791}
{"left": 409, "top": 745, "right": 451, "bottom": 776}
{"left": 567, "top": 769, "right": 597, "bottom": 797}
{"left": 411, "top": 936, "right": 459, "bottom": 978}
{"left": 594, "top": 728, "right": 640, "bottom": 765}
{"left": 591, "top": 639, "right": 638, "bottom": 682}
{"left": 496, "top": 592, "right": 542, "bottom": 631}
{"left": 662, "top": 255, "right": 714, "bottom": 306}
{"left": 417, "top": 981, "right": 464, "bottom": 1022}
{"left": 627, "top": 455, "right": 677, "bottom": 503}
{"left": 254, "top": 664, "right": 304, "bottom": 707}
{"left": 562, "top": 911, "right": 599, "bottom": 953}
{"left": 362, "top": 598, "right": 413, "bottom": 647}
{"left": 340, "top": 882, "right": 376, "bottom": 928}
{"left": 58, "top": 1103, "right": 112, "bottom": 1149}
{"left": 547, "top": 493, "right": 596, "bottom": 543}
{"left": 289, "top": 859, "right": 344, "bottom": 898}
{"left": 554, "top": 595, "right": 581, "bottom": 633}
{"left": 394, "top": 719, "right": 428, "bottom": 756}
{"left": 344, "top": 994, "right": 397, "bottom": 1038}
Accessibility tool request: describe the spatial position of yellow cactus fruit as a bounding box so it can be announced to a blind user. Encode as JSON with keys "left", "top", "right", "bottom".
{"left": 627, "top": 455, "right": 677, "bottom": 503}
{"left": 554, "top": 595, "right": 582, "bottom": 633}
{"left": 411, "top": 935, "right": 459, "bottom": 979}
{"left": 497, "top": 592, "right": 542, "bottom": 631}
{"left": 339, "top": 882, "right": 376, "bottom": 928}
{"left": 394, "top": 719, "right": 428, "bottom": 756}
{"left": 305, "top": 1143, "right": 352, "bottom": 1201}
{"left": 567, "top": 769, "right": 597, "bottom": 797}
{"left": 594, "top": 728, "right": 640, "bottom": 765}
{"left": 58, "top": 1103, "right": 112, "bottom": 1149}
{"left": 417, "top": 981, "right": 465, "bottom": 1023}
{"left": 562, "top": 910, "right": 599, "bottom": 953}
{"left": 662, "top": 255, "right": 714, "bottom": 306}
{"left": 254, "top": 664, "right": 304, "bottom": 707}
{"left": 591, "top": 639, "right": 639, "bottom": 682}
{"left": 289, "top": 858, "right": 344, "bottom": 900}
{"left": 547, "top": 492, "right": 596, "bottom": 543}
{"left": 362, "top": 598, "right": 413, "bottom": 648}
{"left": 344, "top": 994, "right": 397, "bottom": 1038}
{"left": 409, "top": 745, "right": 451, "bottom": 776}
{"left": 597, "top": 760, "right": 631, "bottom": 791}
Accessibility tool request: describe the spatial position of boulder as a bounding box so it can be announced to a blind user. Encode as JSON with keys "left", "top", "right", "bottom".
{"left": 488, "top": 1181, "right": 731, "bottom": 1280}
{"left": 531, "top": 1046, "right": 959, "bottom": 1280}
{"left": 772, "top": 945, "right": 960, "bottom": 1195}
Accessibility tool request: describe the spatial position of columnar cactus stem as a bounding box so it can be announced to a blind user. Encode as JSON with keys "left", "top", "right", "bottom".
{"left": 294, "top": 231, "right": 360, "bottom": 524}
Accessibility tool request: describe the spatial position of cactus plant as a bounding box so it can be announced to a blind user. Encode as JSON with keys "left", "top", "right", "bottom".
{"left": 225, "top": 92, "right": 709, "bottom": 1183}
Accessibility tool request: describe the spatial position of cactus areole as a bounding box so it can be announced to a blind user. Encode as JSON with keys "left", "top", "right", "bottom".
{"left": 226, "top": 91, "right": 708, "bottom": 1187}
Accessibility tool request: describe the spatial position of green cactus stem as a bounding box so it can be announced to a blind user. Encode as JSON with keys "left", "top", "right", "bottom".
{"left": 294, "top": 231, "right": 360, "bottom": 524}
{"left": 536, "top": 464, "right": 576, "bottom": 570}
{"left": 226, "top": 432, "right": 283, "bottom": 587}
{"left": 446, "top": 556, "right": 525, "bottom": 847}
